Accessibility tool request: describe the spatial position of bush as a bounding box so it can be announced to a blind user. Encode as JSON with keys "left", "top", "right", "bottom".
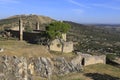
{"left": 106, "top": 54, "right": 116, "bottom": 60}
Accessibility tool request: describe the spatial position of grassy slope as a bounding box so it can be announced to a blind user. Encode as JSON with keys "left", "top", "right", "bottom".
{"left": 0, "top": 40, "right": 52, "bottom": 58}
{"left": 84, "top": 64, "right": 120, "bottom": 79}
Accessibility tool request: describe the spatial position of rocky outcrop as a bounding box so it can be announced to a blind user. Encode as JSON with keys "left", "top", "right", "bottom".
{"left": 0, "top": 56, "right": 28, "bottom": 80}
{"left": 53, "top": 56, "right": 83, "bottom": 75}
{"left": 0, "top": 55, "right": 83, "bottom": 80}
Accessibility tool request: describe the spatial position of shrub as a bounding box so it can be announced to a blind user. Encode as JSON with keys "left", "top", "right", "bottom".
{"left": 106, "top": 54, "right": 116, "bottom": 60}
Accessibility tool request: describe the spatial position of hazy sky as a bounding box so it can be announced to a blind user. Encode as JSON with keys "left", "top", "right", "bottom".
{"left": 0, "top": 0, "right": 120, "bottom": 24}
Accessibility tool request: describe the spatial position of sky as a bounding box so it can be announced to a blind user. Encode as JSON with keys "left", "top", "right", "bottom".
{"left": 0, "top": 0, "right": 120, "bottom": 24}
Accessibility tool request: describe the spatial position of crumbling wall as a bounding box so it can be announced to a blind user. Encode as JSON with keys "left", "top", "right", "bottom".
{"left": 84, "top": 55, "right": 106, "bottom": 66}
{"left": 63, "top": 42, "right": 73, "bottom": 53}
{"left": 77, "top": 53, "right": 106, "bottom": 66}
{"left": 50, "top": 39, "right": 73, "bottom": 53}
{"left": 6, "top": 30, "right": 44, "bottom": 43}
{"left": 50, "top": 39, "right": 62, "bottom": 52}
{"left": 10, "top": 26, "right": 25, "bottom": 31}
{"left": 62, "top": 33, "right": 66, "bottom": 41}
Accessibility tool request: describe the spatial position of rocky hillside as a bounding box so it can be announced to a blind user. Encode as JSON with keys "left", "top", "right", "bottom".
{"left": 0, "top": 14, "right": 55, "bottom": 30}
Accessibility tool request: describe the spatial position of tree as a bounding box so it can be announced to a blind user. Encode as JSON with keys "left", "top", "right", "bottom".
{"left": 46, "top": 21, "right": 71, "bottom": 40}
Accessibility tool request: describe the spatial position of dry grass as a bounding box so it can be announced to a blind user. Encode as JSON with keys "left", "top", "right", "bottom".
{"left": 50, "top": 73, "right": 91, "bottom": 80}
{"left": 50, "top": 51, "right": 77, "bottom": 61}
{"left": 84, "top": 64, "right": 120, "bottom": 78}
{"left": 0, "top": 40, "right": 52, "bottom": 58}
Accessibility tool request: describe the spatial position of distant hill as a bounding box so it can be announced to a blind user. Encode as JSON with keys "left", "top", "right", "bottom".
{"left": 64, "top": 21, "right": 120, "bottom": 55}
{"left": 0, "top": 14, "right": 55, "bottom": 30}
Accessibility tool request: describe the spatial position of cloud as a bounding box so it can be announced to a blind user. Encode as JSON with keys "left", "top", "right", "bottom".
{"left": 67, "top": 0, "right": 90, "bottom": 8}
{"left": 0, "top": 0, "right": 19, "bottom": 4}
{"left": 92, "top": 3, "right": 120, "bottom": 10}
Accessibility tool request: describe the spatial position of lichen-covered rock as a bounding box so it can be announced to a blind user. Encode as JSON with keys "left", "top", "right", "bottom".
{"left": 0, "top": 73, "right": 5, "bottom": 80}
{"left": 71, "top": 55, "right": 83, "bottom": 72}
{"left": 53, "top": 56, "right": 83, "bottom": 75}
{"left": 0, "top": 55, "right": 83, "bottom": 80}
{"left": 0, "top": 56, "right": 28, "bottom": 80}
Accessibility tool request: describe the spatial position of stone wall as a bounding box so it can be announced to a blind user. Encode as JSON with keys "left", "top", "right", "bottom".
{"left": 50, "top": 39, "right": 62, "bottom": 52}
{"left": 6, "top": 30, "right": 45, "bottom": 43}
{"left": 0, "top": 55, "right": 83, "bottom": 80}
{"left": 10, "top": 26, "right": 25, "bottom": 31}
{"left": 62, "top": 33, "right": 66, "bottom": 41}
{"left": 63, "top": 41, "right": 74, "bottom": 53}
{"left": 50, "top": 39, "right": 73, "bottom": 53}
{"left": 84, "top": 55, "right": 106, "bottom": 66}
{"left": 77, "top": 53, "right": 106, "bottom": 66}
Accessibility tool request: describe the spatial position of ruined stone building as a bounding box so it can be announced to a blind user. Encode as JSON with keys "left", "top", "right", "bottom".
{"left": 49, "top": 39, "right": 73, "bottom": 53}
{"left": 77, "top": 52, "right": 106, "bottom": 66}
{"left": 49, "top": 33, "right": 74, "bottom": 53}
{"left": 5, "top": 18, "right": 74, "bottom": 53}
